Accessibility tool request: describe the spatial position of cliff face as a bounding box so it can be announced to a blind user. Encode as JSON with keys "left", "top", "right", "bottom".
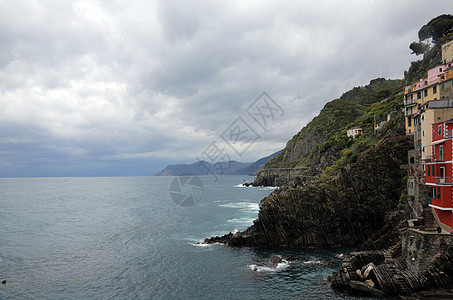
{"left": 253, "top": 78, "right": 402, "bottom": 187}
{"left": 206, "top": 136, "right": 412, "bottom": 248}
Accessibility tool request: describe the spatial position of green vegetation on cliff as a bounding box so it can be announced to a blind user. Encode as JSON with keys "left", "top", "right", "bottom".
{"left": 265, "top": 78, "right": 402, "bottom": 172}
{"left": 405, "top": 14, "right": 453, "bottom": 84}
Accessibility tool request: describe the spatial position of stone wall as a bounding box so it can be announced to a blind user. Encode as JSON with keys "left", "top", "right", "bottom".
{"left": 401, "top": 229, "right": 453, "bottom": 273}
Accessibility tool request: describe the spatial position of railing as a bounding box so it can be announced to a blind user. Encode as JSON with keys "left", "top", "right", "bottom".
{"left": 404, "top": 99, "right": 417, "bottom": 106}
{"left": 435, "top": 177, "right": 453, "bottom": 185}
{"left": 446, "top": 130, "right": 453, "bottom": 138}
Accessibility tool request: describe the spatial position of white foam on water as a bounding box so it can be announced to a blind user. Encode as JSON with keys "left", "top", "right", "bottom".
{"left": 248, "top": 261, "right": 290, "bottom": 272}
{"left": 227, "top": 217, "right": 255, "bottom": 225}
{"left": 219, "top": 202, "right": 259, "bottom": 212}
{"left": 233, "top": 184, "right": 278, "bottom": 190}
{"left": 303, "top": 260, "right": 322, "bottom": 265}
{"left": 188, "top": 242, "right": 212, "bottom": 247}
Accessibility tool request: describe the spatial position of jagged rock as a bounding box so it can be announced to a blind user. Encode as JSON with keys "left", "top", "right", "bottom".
{"left": 363, "top": 265, "right": 375, "bottom": 279}
{"left": 1, "top": 280, "right": 5, "bottom": 285}
{"left": 361, "top": 262, "right": 376, "bottom": 274}
{"left": 283, "top": 254, "right": 298, "bottom": 262}
{"left": 269, "top": 256, "right": 283, "bottom": 267}
{"left": 355, "top": 269, "right": 363, "bottom": 281}
{"left": 365, "top": 279, "right": 375, "bottom": 288}
{"left": 319, "top": 260, "right": 336, "bottom": 267}
{"left": 349, "top": 280, "right": 385, "bottom": 297}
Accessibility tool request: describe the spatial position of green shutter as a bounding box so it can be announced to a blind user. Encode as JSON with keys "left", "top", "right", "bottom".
{"left": 428, "top": 165, "right": 431, "bottom": 176}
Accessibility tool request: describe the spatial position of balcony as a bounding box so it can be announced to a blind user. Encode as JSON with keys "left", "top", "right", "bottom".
{"left": 435, "top": 177, "right": 452, "bottom": 185}
{"left": 404, "top": 110, "right": 414, "bottom": 117}
{"left": 446, "top": 129, "right": 453, "bottom": 138}
{"left": 404, "top": 99, "right": 417, "bottom": 106}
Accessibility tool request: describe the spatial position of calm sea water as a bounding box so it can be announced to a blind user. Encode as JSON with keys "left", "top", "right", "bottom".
{"left": 0, "top": 176, "right": 361, "bottom": 299}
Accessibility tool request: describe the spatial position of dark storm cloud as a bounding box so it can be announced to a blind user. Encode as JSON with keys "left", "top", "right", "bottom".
{"left": 0, "top": 0, "right": 452, "bottom": 176}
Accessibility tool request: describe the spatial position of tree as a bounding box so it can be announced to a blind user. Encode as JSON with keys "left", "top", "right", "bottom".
{"left": 409, "top": 41, "right": 430, "bottom": 56}
{"left": 418, "top": 14, "right": 453, "bottom": 45}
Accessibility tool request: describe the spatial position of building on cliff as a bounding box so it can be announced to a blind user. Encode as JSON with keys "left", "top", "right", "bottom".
{"left": 405, "top": 41, "right": 453, "bottom": 221}
{"left": 404, "top": 64, "right": 449, "bottom": 135}
{"left": 347, "top": 127, "right": 362, "bottom": 137}
{"left": 425, "top": 119, "right": 453, "bottom": 231}
{"left": 442, "top": 39, "right": 453, "bottom": 65}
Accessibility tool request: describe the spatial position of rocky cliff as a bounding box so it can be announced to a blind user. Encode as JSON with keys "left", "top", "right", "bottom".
{"left": 206, "top": 134, "right": 412, "bottom": 248}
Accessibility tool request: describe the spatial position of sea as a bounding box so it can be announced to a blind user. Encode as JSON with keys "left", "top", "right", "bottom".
{"left": 0, "top": 175, "right": 369, "bottom": 299}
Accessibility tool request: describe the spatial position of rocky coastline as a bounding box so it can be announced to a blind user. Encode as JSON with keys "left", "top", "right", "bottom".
{"left": 204, "top": 134, "right": 453, "bottom": 297}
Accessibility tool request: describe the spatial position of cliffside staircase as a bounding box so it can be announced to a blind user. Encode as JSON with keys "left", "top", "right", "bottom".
{"left": 423, "top": 207, "right": 437, "bottom": 231}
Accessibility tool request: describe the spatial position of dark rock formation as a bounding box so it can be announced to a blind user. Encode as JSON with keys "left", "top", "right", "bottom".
{"left": 269, "top": 256, "right": 283, "bottom": 267}
{"left": 206, "top": 137, "right": 411, "bottom": 248}
{"left": 330, "top": 241, "right": 453, "bottom": 297}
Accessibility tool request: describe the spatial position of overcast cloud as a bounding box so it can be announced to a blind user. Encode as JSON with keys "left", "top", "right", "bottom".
{"left": 1, "top": 0, "right": 452, "bottom": 177}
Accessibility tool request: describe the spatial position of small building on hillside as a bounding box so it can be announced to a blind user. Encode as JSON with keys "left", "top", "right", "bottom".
{"left": 442, "top": 40, "right": 453, "bottom": 65}
{"left": 347, "top": 127, "right": 362, "bottom": 137}
{"left": 425, "top": 119, "right": 453, "bottom": 231}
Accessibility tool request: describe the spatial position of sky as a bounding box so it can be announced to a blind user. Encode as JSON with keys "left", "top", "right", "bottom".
{"left": 1, "top": 0, "right": 452, "bottom": 177}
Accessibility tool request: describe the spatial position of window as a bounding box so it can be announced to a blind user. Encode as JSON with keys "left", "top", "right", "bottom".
{"left": 410, "top": 157, "right": 415, "bottom": 164}
{"left": 442, "top": 83, "right": 445, "bottom": 90}
{"left": 440, "top": 166, "right": 445, "bottom": 178}
{"left": 425, "top": 81, "right": 428, "bottom": 85}
{"left": 438, "top": 187, "right": 441, "bottom": 200}
{"left": 440, "top": 68, "right": 443, "bottom": 72}
{"left": 433, "top": 165, "right": 436, "bottom": 177}
{"left": 428, "top": 164, "right": 431, "bottom": 176}
{"left": 439, "top": 125, "right": 443, "bottom": 135}
{"left": 408, "top": 117, "right": 412, "bottom": 126}
{"left": 433, "top": 86, "right": 437, "bottom": 94}
{"left": 417, "top": 92, "right": 421, "bottom": 99}
{"left": 440, "top": 145, "right": 443, "bottom": 161}
{"left": 424, "top": 89, "right": 428, "bottom": 97}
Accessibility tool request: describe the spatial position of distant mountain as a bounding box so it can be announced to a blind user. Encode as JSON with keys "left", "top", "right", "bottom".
{"left": 233, "top": 151, "right": 281, "bottom": 175}
{"left": 154, "top": 151, "right": 281, "bottom": 176}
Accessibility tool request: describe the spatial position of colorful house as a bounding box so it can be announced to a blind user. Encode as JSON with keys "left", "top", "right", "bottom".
{"left": 425, "top": 119, "right": 453, "bottom": 230}
{"left": 404, "top": 64, "right": 449, "bottom": 135}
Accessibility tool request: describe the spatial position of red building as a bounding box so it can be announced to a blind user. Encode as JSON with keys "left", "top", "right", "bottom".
{"left": 426, "top": 119, "right": 453, "bottom": 230}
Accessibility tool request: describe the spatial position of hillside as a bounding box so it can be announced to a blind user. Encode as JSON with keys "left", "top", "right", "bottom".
{"left": 254, "top": 78, "right": 403, "bottom": 186}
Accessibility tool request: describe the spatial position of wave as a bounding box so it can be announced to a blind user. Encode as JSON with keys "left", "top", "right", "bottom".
{"left": 219, "top": 202, "right": 259, "bottom": 212}
{"left": 188, "top": 242, "right": 224, "bottom": 247}
{"left": 248, "top": 261, "right": 290, "bottom": 272}
{"left": 234, "top": 184, "right": 278, "bottom": 190}
{"left": 227, "top": 217, "right": 255, "bottom": 226}
{"left": 303, "top": 260, "right": 322, "bottom": 265}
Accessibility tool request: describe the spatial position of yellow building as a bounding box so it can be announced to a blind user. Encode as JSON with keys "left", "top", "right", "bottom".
{"left": 419, "top": 100, "right": 453, "bottom": 161}
{"left": 442, "top": 40, "right": 453, "bottom": 65}
{"left": 404, "top": 65, "right": 448, "bottom": 135}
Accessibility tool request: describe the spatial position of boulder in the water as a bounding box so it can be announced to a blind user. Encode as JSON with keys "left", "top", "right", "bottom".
{"left": 283, "top": 254, "right": 298, "bottom": 262}
{"left": 269, "top": 256, "right": 283, "bottom": 267}
{"left": 1, "top": 280, "right": 6, "bottom": 285}
{"left": 319, "top": 259, "right": 336, "bottom": 267}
